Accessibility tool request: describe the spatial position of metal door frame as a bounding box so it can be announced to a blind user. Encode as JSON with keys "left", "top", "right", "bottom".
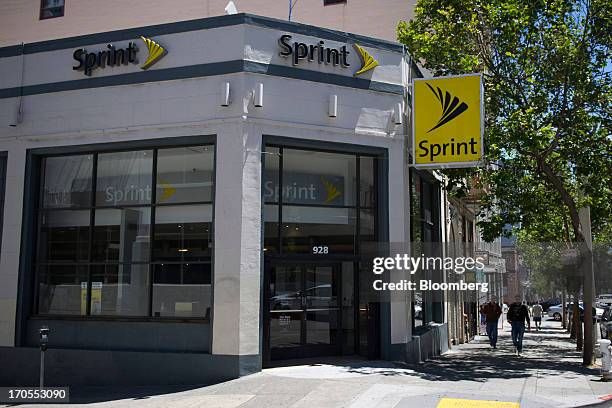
{"left": 263, "top": 259, "right": 346, "bottom": 364}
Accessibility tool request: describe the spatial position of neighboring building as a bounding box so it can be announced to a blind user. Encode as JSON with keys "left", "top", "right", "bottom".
{"left": 0, "top": 0, "right": 416, "bottom": 47}
{"left": 502, "top": 232, "right": 521, "bottom": 303}
{"left": 476, "top": 234, "right": 506, "bottom": 303}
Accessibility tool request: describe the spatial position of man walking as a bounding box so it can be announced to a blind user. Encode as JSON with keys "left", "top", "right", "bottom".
{"left": 507, "top": 295, "right": 530, "bottom": 356}
{"left": 482, "top": 295, "right": 502, "bottom": 349}
{"left": 532, "top": 301, "right": 543, "bottom": 331}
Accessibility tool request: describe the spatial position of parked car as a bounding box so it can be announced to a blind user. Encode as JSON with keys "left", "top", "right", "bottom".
{"left": 548, "top": 303, "right": 604, "bottom": 321}
{"left": 600, "top": 307, "right": 612, "bottom": 340}
{"left": 547, "top": 304, "right": 564, "bottom": 321}
{"left": 540, "top": 298, "right": 562, "bottom": 312}
{"left": 270, "top": 284, "right": 335, "bottom": 311}
{"left": 597, "top": 294, "right": 612, "bottom": 307}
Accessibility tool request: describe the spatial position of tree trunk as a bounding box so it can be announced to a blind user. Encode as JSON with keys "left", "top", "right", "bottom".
{"left": 562, "top": 291, "right": 567, "bottom": 329}
{"left": 574, "top": 301, "right": 583, "bottom": 351}
{"left": 538, "top": 158, "right": 593, "bottom": 363}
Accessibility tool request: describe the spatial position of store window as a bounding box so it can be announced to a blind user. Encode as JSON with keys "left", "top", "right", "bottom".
{"left": 40, "top": 0, "right": 64, "bottom": 19}
{"left": 35, "top": 145, "right": 214, "bottom": 318}
{"left": 263, "top": 146, "right": 376, "bottom": 255}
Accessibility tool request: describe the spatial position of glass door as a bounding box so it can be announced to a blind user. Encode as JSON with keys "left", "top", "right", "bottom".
{"left": 267, "top": 263, "right": 341, "bottom": 360}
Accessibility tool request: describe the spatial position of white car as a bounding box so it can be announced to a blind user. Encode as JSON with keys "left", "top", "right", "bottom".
{"left": 547, "top": 303, "right": 604, "bottom": 321}
{"left": 547, "top": 304, "right": 564, "bottom": 321}
{"left": 597, "top": 294, "right": 612, "bottom": 307}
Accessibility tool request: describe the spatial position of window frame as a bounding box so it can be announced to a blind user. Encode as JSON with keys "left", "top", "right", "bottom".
{"left": 39, "top": 0, "right": 65, "bottom": 20}
{"left": 30, "top": 138, "right": 215, "bottom": 321}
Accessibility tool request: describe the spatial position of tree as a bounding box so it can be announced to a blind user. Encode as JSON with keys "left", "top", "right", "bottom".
{"left": 398, "top": 0, "right": 611, "bottom": 365}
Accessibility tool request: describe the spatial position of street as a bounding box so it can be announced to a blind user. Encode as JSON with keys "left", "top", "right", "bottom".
{"left": 6, "top": 317, "right": 612, "bottom": 408}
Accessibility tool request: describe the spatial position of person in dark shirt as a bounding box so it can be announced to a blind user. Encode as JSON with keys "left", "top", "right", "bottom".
{"left": 507, "top": 295, "right": 531, "bottom": 356}
{"left": 482, "top": 295, "right": 502, "bottom": 349}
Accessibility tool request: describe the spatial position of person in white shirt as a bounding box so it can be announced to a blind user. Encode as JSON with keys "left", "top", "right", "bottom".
{"left": 532, "top": 302, "right": 543, "bottom": 331}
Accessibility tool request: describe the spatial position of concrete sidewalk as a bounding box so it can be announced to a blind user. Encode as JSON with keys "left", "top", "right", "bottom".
{"left": 5, "top": 319, "right": 612, "bottom": 407}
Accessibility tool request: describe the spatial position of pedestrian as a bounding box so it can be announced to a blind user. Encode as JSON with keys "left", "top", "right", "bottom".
{"left": 479, "top": 304, "right": 486, "bottom": 335}
{"left": 532, "top": 302, "right": 543, "bottom": 331}
{"left": 482, "top": 295, "right": 502, "bottom": 349}
{"left": 507, "top": 295, "right": 530, "bottom": 356}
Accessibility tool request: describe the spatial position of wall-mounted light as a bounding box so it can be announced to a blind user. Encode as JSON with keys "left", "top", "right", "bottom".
{"left": 393, "top": 102, "right": 403, "bottom": 125}
{"left": 254, "top": 83, "right": 264, "bottom": 108}
{"left": 328, "top": 94, "right": 338, "bottom": 118}
{"left": 220, "top": 82, "right": 231, "bottom": 106}
{"left": 8, "top": 102, "right": 22, "bottom": 127}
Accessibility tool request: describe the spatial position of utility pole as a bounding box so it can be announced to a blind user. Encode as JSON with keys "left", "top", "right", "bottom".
{"left": 288, "top": 0, "right": 298, "bottom": 21}
{"left": 580, "top": 204, "right": 595, "bottom": 365}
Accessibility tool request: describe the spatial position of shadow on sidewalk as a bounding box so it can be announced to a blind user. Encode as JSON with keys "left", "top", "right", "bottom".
{"left": 389, "top": 325, "right": 598, "bottom": 383}
{"left": 324, "top": 325, "right": 599, "bottom": 383}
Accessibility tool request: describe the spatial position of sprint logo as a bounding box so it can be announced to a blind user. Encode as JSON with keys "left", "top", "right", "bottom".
{"left": 278, "top": 34, "right": 378, "bottom": 76}
{"left": 140, "top": 36, "right": 167, "bottom": 70}
{"left": 353, "top": 44, "right": 378, "bottom": 76}
{"left": 426, "top": 83, "right": 469, "bottom": 132}
{"left": 72, "top": 36, "right": 168, "bottom": 76}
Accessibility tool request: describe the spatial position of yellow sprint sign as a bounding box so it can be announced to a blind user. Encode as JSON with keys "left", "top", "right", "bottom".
{"left": 412, "top": 74, "right": 483, "bottom": 167}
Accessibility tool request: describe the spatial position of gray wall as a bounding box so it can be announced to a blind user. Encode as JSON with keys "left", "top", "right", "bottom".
{"left": 0, "top": 346, "right": 259, "bottom": 386}
{"left": 25, "top": 319, "right": 210, "bottom": 352}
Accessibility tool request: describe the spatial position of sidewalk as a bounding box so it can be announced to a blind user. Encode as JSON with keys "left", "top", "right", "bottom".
{"left": 5, "top": 319, "right": 612, "bottom": 408}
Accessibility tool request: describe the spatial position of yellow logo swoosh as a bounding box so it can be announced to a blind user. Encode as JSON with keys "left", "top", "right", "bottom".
{"left": 321, "top": 177, "right": 342, "bottom": 204}
{"left": 354, "top": 44, "right": 379, "bottom": 76}
{"left": 157, "top": 179, "right": 176, "bottom": 202}
{"left": 140, "top": 36, "right": 167, "bottom": 70}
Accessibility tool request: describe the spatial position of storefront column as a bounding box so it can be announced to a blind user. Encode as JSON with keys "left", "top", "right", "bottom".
{"left": 0, "top": 144, "right": 26, "bottom": 347}
{"left": 387, "top": 139, "right": 410, "bottom": 354}
{"left": 211, "top": 123, "right": 262, "bottom": 358}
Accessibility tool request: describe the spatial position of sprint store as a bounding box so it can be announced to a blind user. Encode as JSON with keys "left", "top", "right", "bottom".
{"left": 0, "top": 14, "right": 444, "bottom": 385}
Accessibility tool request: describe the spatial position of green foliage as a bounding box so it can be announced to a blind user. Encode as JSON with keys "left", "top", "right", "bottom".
{"left": 399, "top": 0, "right": 612, "bottom": 243}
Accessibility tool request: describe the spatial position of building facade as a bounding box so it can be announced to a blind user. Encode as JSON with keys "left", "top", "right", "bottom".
{"left": 0, "top": 12, "right": 447, "bottom": 385}
{"left": 0, "top": 0, "right": 416, "bottom": 47}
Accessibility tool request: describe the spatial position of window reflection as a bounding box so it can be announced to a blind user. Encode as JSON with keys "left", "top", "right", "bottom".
{"left": 153, "top": 205, "right": 213, "bottom": 261}
{"left": 281, "top": 149, "right": 356, "bottom": 207}
{"left": 93, "top": 208, "right": 150, "bottom": 262}
{"left": 153, "top": 263, "right": 212, "bottom": 318}
{"left": 37, "top": 265, "right": 88, "bottom": 315}
{"left": 263, "top": 147, "right": 377, "bottom": 256}
{"left": 42, "top": 155, "right": 92, "bottom": 209}
{"left": 96, "top": 150, "right": 152, "bottom": 206}
{"left": 156, "top": 146, "right": 214, "bottom": 204}
{"left": 282, "top": 206, "right": 356, "bottom": 254}
{"left": 39, "top": 210, "right": 90, "bottom": 262}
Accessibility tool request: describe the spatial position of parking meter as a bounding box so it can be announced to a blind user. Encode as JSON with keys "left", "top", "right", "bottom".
{"left": 39, "top": 326, "right": 49, "bottom": 388}
{"left": 39, "top": 326, "right": 49, "bottom": 351}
